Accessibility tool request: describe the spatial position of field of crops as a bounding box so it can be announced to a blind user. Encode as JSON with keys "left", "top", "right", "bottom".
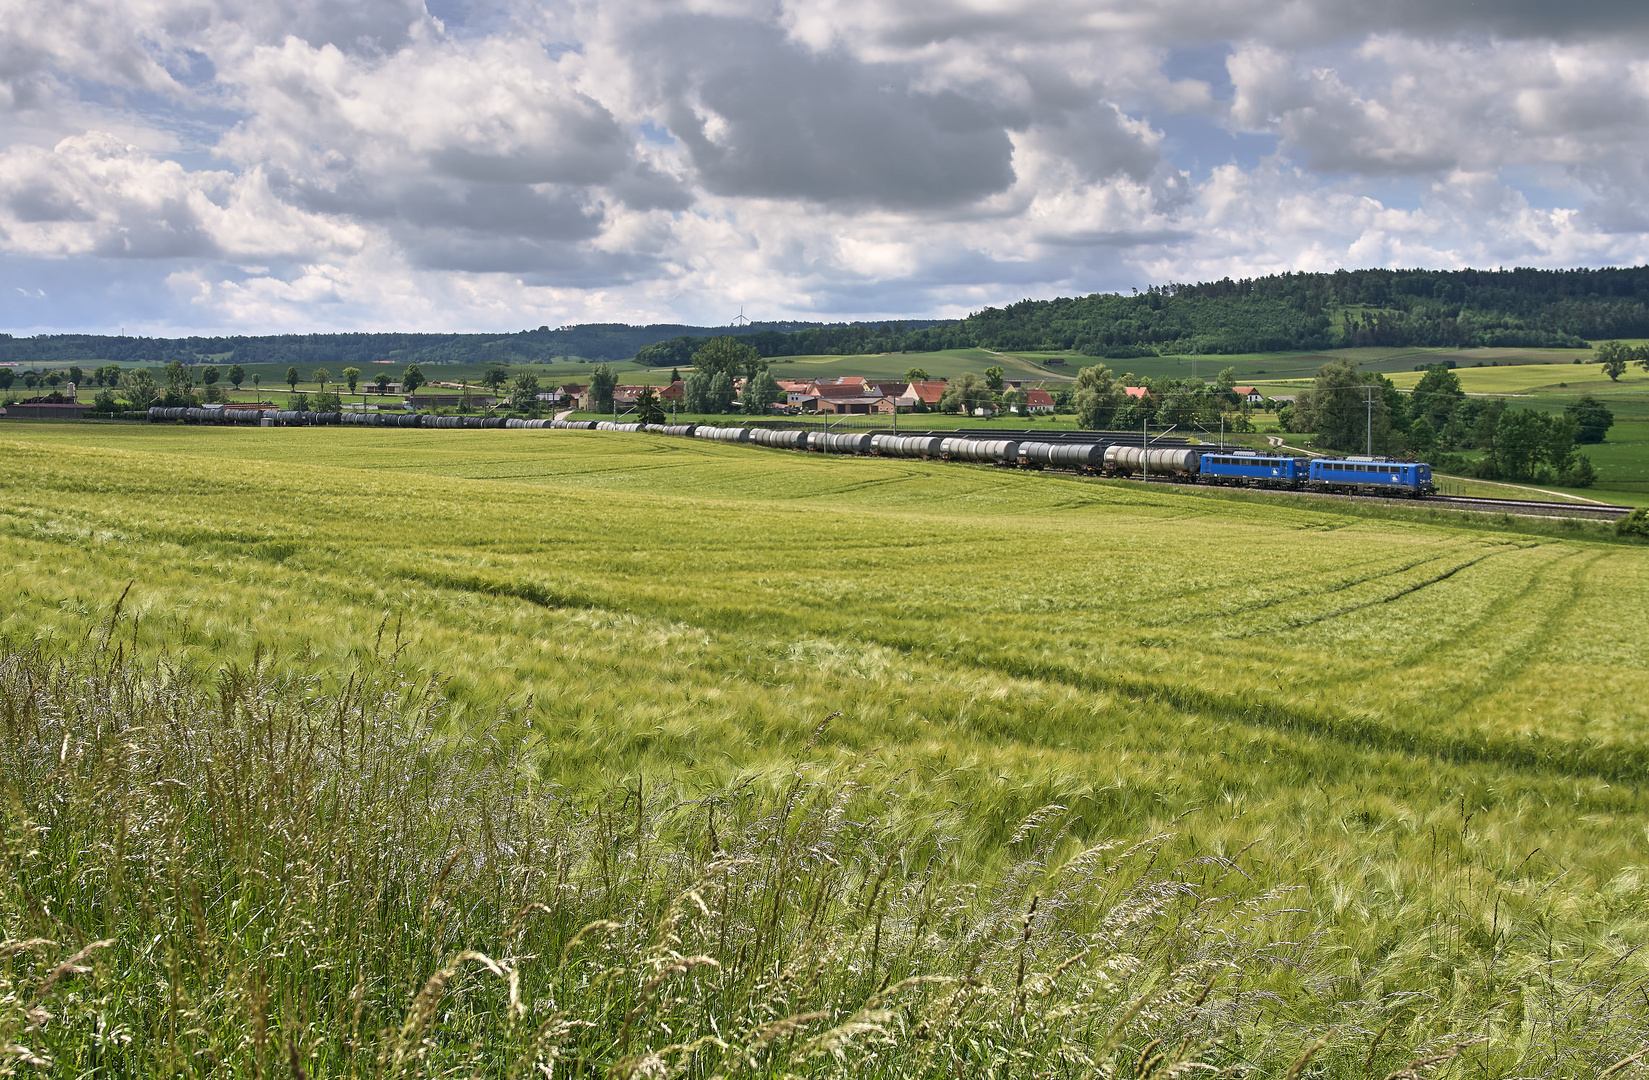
{"left": 3, "top": 423, "right": 1648, "bottom": 1077}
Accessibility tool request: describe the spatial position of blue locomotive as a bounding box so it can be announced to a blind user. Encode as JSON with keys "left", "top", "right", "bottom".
{"left": 1308, "top": 457, "right": 1433, "bottom": 495}
{"left": 1199, "top": 451, "right": 1310, "bottom": 487}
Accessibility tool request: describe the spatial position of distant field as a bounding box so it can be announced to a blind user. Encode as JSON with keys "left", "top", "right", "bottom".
{"left": 3, "top": 424, "right": 1648, "bottom": 1074}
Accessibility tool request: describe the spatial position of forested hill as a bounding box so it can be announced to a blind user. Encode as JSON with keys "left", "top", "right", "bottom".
{"left": 0, "top": 319, "right": 952, "bottom": 368}
{"left": 9, "top": 267, "right": 1649, "bottom": 367}
{"left": 640, "top": 266, "right": 1649, "bottom": 363}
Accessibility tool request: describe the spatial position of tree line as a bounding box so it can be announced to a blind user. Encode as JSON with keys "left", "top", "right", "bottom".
{"left": 637, "top": 267, "right": 1649, "bottom": 361}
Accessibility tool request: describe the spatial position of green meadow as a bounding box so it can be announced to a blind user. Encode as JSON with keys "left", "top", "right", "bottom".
{"left": 2, "top": 424, "right": 1648, "bottom": 1076}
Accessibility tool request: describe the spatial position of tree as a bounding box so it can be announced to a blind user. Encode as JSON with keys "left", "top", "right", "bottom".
{"left": 1002, "top": 389, "right": 1025, "bottom": 414}
{"left": 162, "top": 360, "right": 191, "bottom": 405}
{"left": 312, "top": 367, "right": 331, "bottom": 391}
{"left": 1597, "top": 340, "right": 1631, "bottom": 381}
{"left": 1408, "top": 364, "right": 1464, "bottom": 430}
{"left": 940, "top": 372, "right": 990, "bottom": 414}
{"left": 1564, "top": 395, "right": 1614, "bottom": 444}
{"left": 690, "top": 337, "right": 762, "bottom": 381}
{"left": 228, "top": 364, "right": 245, "bottom": 388}
{"left": 684, "top": 370, "right": 712, "bottom": 413}
{"left": 509, "top": 371, "right": 541, "bottom": 415}
{"left": 589, "top": 364, "right": 617, "bottom": 411}
{"left": 1071, "top": 363, "right": 1125, "bottom": 429}
{"left": 708, "top": 371, "right": 736, "bottom": 413}
{"left": 984, "top": 365, "right": 1004, "bottom": 391}
{"left": 671, "top": 367, "right": 681, "bottom": 384}
{"left": 635, "top": 385, "right": 666, "bottom": 425}
{"left": 403, "top": 364, "right": 426, "bottom": 395}
{"left": 202, "top": 365, "right": 220, "bottom": 387}
{"left": 905, "top": 367, "right": 931, "bottom": 382}
{"left": 1214, "top": 366, "right": 1239, "bottom": 394}
{"left": 45, "top": 371, "right": 62, "bottom": 388}
{"left": 0, "top": 369, "right": 12, "bottom": 390}
{"left": 482, "top": 362, "right": 509, "bottom": 393}
{"left": 251, "top": 374, "right": 261, "bottom": 391}
{"left": 375, "top": 372, "right": 391, "bottom": 395}
{"left": 67, "top": 365, "right": 84, "bottom": 385}
{"left": 1292, "top": 359, "right": 1392, "bottom": 453}
{"left": 286, "top": 366, "right": 300, "bottom": 391}
{"left": 119, "top": 368, "right": 159, "bottom": 411}
{"left": 1408, "top": 416, "right": 1437, "bottom": 458}
{"left": 342, "top": 367, "right": 361, "bottom": 394}
{"left": 743, "top": 369, "right": 783, "bottom": 414}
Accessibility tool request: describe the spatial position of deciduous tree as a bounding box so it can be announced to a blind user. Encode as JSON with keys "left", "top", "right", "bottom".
{"left": 589, "top": 364, "right": 617, "bottom": 411}
{"left": 1071, "top": 363, "right": 1125, "bottom": 429}
{"left": 1564, "top": 395, "right": 1614, "bottom": 443}
{"left": 1597, "top": 340, "right": 1631, "bottom": 381}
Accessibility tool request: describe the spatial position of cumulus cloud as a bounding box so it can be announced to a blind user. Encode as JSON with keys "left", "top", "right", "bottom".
{"left": 3, "top": 0, "right": 1649, "bottom": 333}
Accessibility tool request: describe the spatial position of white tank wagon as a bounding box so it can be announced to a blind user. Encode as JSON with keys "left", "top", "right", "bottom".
{"left": 694, "top": 426, "right": 751, "bottom": 443}
{"left": 648, "top": 423, "right": 698, "bottom": 437}
{"left": 812, "top": 432, "right": 874, "bottom": 454}
{"left": 945, "top": 438, "right": 1020, "bottom": 464}
{"left": 1019, "top": 442, "right": 1104, "bottom": 469}
{"left": 749, "top": 428, "right": 806, "bottom": 449}
{"left": 1104, "top": 445, "right": 1202, "bottom": 477}
{"left": 875, "top": 435, "right": 944, "bottom": 458}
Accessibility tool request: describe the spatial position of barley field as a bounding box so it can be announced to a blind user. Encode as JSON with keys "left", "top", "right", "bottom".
{"left": 2, "top": 424, "right": 1647, "bottom": 1078}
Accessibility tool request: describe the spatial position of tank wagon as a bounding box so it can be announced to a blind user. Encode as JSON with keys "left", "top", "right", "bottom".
{"left": 695, "top": 426, "right": 751, "bottom": 444}
{"left": 1019, "top": 442, "right": 1104, "bottom": 470}
{"left": 1103, "top": 445, "right": 1202, "bottom": 477}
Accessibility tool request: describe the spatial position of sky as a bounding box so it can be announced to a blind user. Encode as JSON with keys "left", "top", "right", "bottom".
{"left": 3, "top": 0, "right": 1649, "bottom": 335}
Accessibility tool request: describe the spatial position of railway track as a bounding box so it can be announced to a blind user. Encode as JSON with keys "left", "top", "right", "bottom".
{"left": 1419, "top": 495, "right": 1633, "bottom": 519}
{"left": 1127, "top": 477, "right": 1632, "bottom": 519}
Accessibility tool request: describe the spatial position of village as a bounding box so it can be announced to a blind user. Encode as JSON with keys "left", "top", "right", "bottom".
{"left": 379, "top": 375, "right": 1068, "bottom": 416}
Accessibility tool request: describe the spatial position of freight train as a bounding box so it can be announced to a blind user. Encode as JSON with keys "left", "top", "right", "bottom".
{"left": 148, "top": 408, "right": 1437, "bottom": 497}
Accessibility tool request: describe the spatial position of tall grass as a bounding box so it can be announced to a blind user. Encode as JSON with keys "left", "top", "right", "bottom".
{"left": 0, "top": 624, "right": 1300, "bottom": 1077}
{"left": 4, "top": 625, "right": 1647, "bottom": 1078}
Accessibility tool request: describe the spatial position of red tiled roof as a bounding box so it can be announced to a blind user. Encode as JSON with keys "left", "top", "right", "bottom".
{"left": 905, "top": 380, "right": 947, "bottom": 403}
{"left": 1124, "top": 385, "right": 1151, "bottom": 399}
{"left": 1024, "top": 388, "right": 1055, "bottom": 406}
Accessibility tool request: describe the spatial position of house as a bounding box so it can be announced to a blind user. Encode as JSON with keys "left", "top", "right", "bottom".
{"left": 806, "top": 377, "right": 869, "bottom": 397}
{"left": 898, "top": 380, "right": 947, "bottom": 408}
{"left": 1124, "top": 385, "right": 1151, "bottom": 399}
{"left": 814, "top": 395, "right": 897, "bottom": 415}
{"left": 776, "top": 379, "right": 817, "bottom": 407}
{"left": 867, "top": 381, "right": 908, "bottom": 399}
{"left": 405, "top": 393, "right": 497, "bottom": 408}
{"left": 1022, "top": 388, "right": 1056, "bottom": 414}
{"left": 1232, "top": 386, "right": 1264, "bottom": 404}
{"left": 659, "top": 380, "right": 685, "bottom": 403}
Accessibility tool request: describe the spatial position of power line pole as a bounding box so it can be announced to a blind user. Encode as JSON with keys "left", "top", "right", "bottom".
{"left": 1366, "top": 386, "right": 1374, "bottom": 457}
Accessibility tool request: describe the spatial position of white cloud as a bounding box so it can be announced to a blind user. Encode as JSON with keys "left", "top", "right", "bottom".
{"left": 4, "top": 0, "right": 1649, "bottom": 332}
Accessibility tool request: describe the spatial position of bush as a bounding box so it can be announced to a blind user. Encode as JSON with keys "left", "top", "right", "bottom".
{"left": 1619, "top": 506, "right": 1649, "bottom": 538}
{"left": 1556, "top": 454, "right": 1597, "bottom": 488}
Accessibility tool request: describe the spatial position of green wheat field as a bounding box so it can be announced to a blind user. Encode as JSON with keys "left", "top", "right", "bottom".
{"left": 2, "top": 424, "right": 1647, "bottom": 1078}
